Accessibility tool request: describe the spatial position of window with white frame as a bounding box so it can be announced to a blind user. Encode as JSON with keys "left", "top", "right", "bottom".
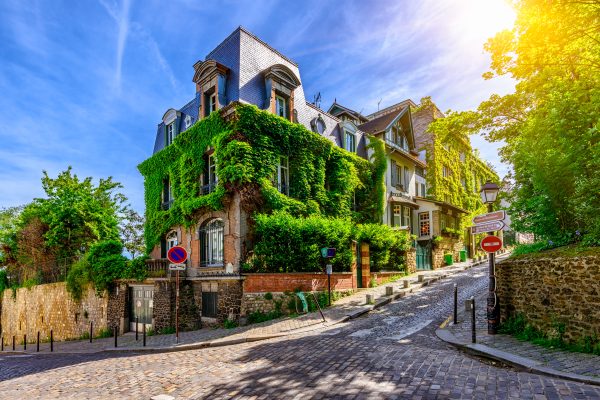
{"left": 202, "top": 153, "right": 218, "bottom": 195}
{"left": 344, "top": 129, "right": 356, "bottom": 153}
{"left": 200, "top": 219, "right": 224, "bottom": 267}
{"left": 419, "top": 212, "right": 430, "bottom": 236}
{"left": 275, "top": 156, "right": 289, "bottom": 195}
{"left": 403, "top": 206, "right": 411, "bottom": 228}
{"left": 275, "top": 95, "right": 288, "bottom": 119}
{"left": 184, "top": 115, "right": 192, "bottom": 129}
{"left": 166, "top": 231, "right": 178, "bottom": 250}
{"left": 166, "top": 122, "right": 175, "bottom": 146}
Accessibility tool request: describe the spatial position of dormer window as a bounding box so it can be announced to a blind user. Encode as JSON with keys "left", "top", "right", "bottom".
{"left": 275, "top": 95, "right": 288, "bottom": 119}
{"left": 344, "top": 129, "right": 356, "bottom": 153}
{"left": 166, "top": 122, "right": 175, "bottom": 146}
{"left": 193, "top": 60, "right": 229, "bottom": 120}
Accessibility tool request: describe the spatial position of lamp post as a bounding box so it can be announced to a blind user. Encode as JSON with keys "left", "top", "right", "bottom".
{"left": 480, "top": 180, "right": 500, "bottom": 334}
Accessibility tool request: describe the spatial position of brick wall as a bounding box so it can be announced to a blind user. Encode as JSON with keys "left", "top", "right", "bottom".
{"left": 372, "top": 271, "right": 404, "bottom": 286}
{"left": 497, "top": 253, "right": 600, "bottom": 343}
{"left": 243, "top": 273, "right": 355, "bottom": 293}
{"left": 1, "top": 283, "right": 108, "bottom": 342}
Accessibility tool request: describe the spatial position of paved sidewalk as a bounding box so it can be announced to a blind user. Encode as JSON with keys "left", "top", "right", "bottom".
{"left": 1, "top": 257, "right": 488, "bottom": 355}
{"left": 437, "top": 289, "right": 600, "bottom": 386}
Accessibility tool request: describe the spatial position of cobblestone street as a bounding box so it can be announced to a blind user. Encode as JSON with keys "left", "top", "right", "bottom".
{"left": 1, "top": 264, "right": 599, "bottom": 399}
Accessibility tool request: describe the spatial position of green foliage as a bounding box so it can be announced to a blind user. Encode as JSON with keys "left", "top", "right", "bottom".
{"left": 0, "top": 269, "right": 8, "bottom": 294}
{"left": 246, "top": 310, "right": 282, "bottom": 324}
{"left": 66, "top": 257, "right": 90, "bottom": 301}
{"left": 146, "top": 328, "right": 155, "bottom": 337}
{"left": 248, "top": 212, "right": 354, "bottom": 273}
{"left": 122, "top": 255, "right": 149, "bottom": 282}
{"left": 355, "top": 224, "right": 412, "bottom": 272}
{"left": 86, "top": 240, "right": 127, "bottom": 294}
{"left": 120, "top": 209, "right": 145, "bottom": 258}
{"left": 138, "top": 104, "right": 385, "bottom": 253}
{"left": 157, "top": 326, "right": 176, "bottom": 335}
{"left": 223, "top": 319, "right": 238, "bottom": 329}
{"left": 263, "top": 292, "right": 273, "bottom": 301}
{"left": 475, "top": 1, "right": 600, "bottom": 246}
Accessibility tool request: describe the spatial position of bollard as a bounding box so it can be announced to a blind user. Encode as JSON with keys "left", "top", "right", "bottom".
{"left": 143, "top": 325, "right": 146, "bottom": 347}
{"left": 385, "top": 286, "right": 393, "bottom": 296}
{"left": 418, "top": 274, "right": 424, "bottom": 283}
{"left": 136, "top": 317, "right": 139, "bottom": 341}
{"left": 366, "top": 294, "right": 374, "bottom": 304}
{"left": 471, "top": 297, "right": 476, "bottom": 343}
{"left": 90, "top": 322, "right": 93, "bottom": 343}
{"left": 24, "top": 334, "right": 26, "bottom": 351}
{"left": 12, "top": 336, "right": 15, "bottom": 351}
{"left": 453, "top": 284, "right": 458, "bottom": 325}
{"left": 114, "top": 326, "right": 118, "bottom": 348}
{"left": 50, "top": 330, "right": 53, "bottom": 352}
{"left": 403, "top": 280, "right": 410, "bottom": 289}
{"left": 1, "top": 336, "right": 3, "bottom": 351}
{"left": 37, "top": 332, "right": 40, "bottom": 352}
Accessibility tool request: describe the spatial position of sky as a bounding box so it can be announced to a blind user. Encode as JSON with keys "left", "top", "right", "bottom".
{"left": 0, "top": 0, "right": 516, "bottom": 213}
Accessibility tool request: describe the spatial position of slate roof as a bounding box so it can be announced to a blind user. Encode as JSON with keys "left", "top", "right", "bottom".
{"left": 358, "top": 105, "right": 408, "bottom": 134}
{"left": 328, "top": 102, "right": 368, "bottom": 123}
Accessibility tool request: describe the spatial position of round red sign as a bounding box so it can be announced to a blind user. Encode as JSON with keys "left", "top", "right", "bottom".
{"left": 167, "top": 246, "right": 188, "bottom": 264}
{"left": 480, "top": 235, "right": 503, "bottom": 253}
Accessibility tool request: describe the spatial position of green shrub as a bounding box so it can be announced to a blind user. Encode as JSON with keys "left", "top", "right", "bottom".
{"left": 263, "top": 292, "right": 273, "bottom": 301}
{"left": 66, "top": 257, "right": 90, "bottom": 301}
{"left": 249, "top": 212, "right": 354, "bottom": 273}
{"left": 146, "top": 328, "right": 155, "bottom": 336}
{"left": 223, "top": 319, "right": 238, "bottom": 329}
{"left": 158, "top": 326, "right": 176, "bottom": 335}
{"left": 122, "top": 255, "right": 149, "bottom": 281}
{"left": 355, "top": 223, "right": 412, "bottom": 272}
{"left": 95, "top": 328, "right": 112, "bottom": 339}
{"left": 0, "top": 269, "right": 8, "bottom": 294}
{"left": 247, "top": 310, "right": 282, "bottom": 324}
{"left": 87, "top": 240, "right": 127, "bottom": 294}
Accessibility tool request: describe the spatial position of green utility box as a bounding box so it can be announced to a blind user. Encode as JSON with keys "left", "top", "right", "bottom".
{"left": 444, "top": 254, "right": 453, "bottom": 265}
{"left": 459, "top": 250, "right": 467, "bottom": 262}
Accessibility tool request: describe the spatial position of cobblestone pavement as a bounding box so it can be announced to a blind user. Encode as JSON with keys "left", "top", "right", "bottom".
{"left": 1, "top": 264, "right": 600, "bottom": 399}
{"left": 446, "top": 291, "right": 600, "bottom": 378}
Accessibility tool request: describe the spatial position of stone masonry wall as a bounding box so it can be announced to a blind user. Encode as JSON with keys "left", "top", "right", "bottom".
{"left": 1, "top": 283, "right": 108, "bottom": 342}
{"left": 432, "top": 236, "right": 464, "bottom": 269}
{"left": 107, "top": 282, "right": 129, "bottom": 334}
{"left": 497, "top": 254, "right": 600, "bottom": 343}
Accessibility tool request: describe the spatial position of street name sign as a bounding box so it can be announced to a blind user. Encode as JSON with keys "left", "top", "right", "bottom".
{"left": 167, "top": 246, "right": 188, "bottom": 264}
{"left": 168, "top": 264, "right": 186, "bottom": 271}
{"left": 472, "top": 210, "right": 506, "bottom": 225}
{"left": 320, "top": 248, "right": 336, "bottom": 258}
{"left": 480, "top": 235, "right": 503, "bottom": 253}
{"left": 471, "top": 221, "right": 505, "bottom": 234}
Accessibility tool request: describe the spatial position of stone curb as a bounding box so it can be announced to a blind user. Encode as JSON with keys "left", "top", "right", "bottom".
{"left": 435, "top": 328, "right": 600, "bottom": 387}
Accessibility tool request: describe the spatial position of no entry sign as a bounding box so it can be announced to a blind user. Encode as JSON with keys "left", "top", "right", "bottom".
{"left": 167, "top": 246, "right": 188, "bottom": 264}
{"left": 480, "top": 235, "right": 503, "bottom": 253}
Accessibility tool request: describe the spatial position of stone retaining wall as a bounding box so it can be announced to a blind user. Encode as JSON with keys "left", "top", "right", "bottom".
{"left": 497, "top": 253, "right": 600, "bottom": 343}
{"left": 0, "top": 283, "right": 108, "bottom": 342}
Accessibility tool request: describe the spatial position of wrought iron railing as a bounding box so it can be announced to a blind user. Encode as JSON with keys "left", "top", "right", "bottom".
{"left": 145, "top": 259, "right": 170, "bottom": 278}
{"left": 201, "top": 183, "right": 216, "bottom": 195}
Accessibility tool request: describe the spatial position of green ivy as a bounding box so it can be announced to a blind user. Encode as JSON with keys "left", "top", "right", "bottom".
{"left": 138, "top": 104, "right": 386, "bottom": 253}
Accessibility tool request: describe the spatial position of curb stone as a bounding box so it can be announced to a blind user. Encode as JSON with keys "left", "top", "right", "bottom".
{"left": 435, "top": 328, "right": 600, "bottom": 387}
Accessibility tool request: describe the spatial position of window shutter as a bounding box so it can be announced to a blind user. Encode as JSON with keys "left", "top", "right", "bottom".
{"left": 404, "top": 167, "right": 409, "bottom": 189}
{"left": 174, "top": 115, "right": 181, "bottom": 138}
{"left": 391, "top": 161, "right": 397, "bottom": 186}
{"left": 160, "top": 237, "right": 167, "bottom": 259}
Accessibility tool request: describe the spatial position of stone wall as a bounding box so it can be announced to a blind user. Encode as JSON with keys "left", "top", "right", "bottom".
{"left": 432, "top": 236, "right": 464, "bottom": 269}
{"left": 406, "top": 249, "right": 416, "bottom": 274}
{"left": 0, "top": 283, "right": 108, "bottom": 342}
{"left": 497, "top": 253, "right": 600, "bottom": 343}
{"left": 107, "top": 282, "right": 129, "bottom": 334}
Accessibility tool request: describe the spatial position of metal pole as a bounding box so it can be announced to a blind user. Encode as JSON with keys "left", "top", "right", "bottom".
{"left": 176, "top": 270, "right": 180, "bottom": 344}
{"left": 136, "top": 318, "right": 139, "bottom": 341}
{"left": 471, "top": 297, "right": 476, "bottom": 343}
{"left": 114, "top": 326, "right": 117, "bottom": 348}
{"left": 50, "top": 330, "right": 53, "bottom": 352}
{"left": 23, "top": 334, "right": 26, "bottom": 351}
{"left": 487, "top": 203, "right": 499, "bottom": 335}
{"left": 311, "top": 292, "right": 327, "bottom": 323}
{"left": 328, "top": 274, "right": 331, "bottom": 307}
{"left": 143, "top": 325, "right": 146, "bottom": 347}
{"left": 12, "top": 336, "right": 15, "bottom": 351}
{"left": 37, "top": 332, "right": 40, "bottom": 352}
{"left": 90, "top": 322, "right": 93, "bottom": 343}
{"left": 453, "top": 284, "right": 458, "bottom": 325}
{"left": 1, "top": 336, "right": 3, "bottom": 351}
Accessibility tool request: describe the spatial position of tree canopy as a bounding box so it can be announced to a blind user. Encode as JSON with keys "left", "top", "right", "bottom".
{"left": 468, "top": 0, "right": 599, "bottom": 246}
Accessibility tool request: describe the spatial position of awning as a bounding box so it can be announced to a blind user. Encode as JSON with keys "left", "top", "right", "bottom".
{"left": 388, "top": 192, "right": 419, "bottom": 208}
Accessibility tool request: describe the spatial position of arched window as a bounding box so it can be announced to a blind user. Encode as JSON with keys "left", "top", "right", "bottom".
{"left": 199, "top": 219, "right": 224, "bottom": 267}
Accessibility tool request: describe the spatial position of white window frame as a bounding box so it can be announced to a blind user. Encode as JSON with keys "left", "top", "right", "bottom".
{"left": 275, "top": 95, "right": 288, "bottom": 118}
{"left": 344, "top": 129, "right": 356, "bottom": 153}
{"left": 208, "top": 153, "right": 217, "bottom": 187}
{"left": 419, "top": 212, "right": 430, "bottom": 237}
{"left": 202, "top": 219, "right": 224, "bottom": 267}
{"left": 166, "top": 231, "right": 178, "bottom": 250}
{"left": 276, "top": 156, "right": 289, "bottom": 195}
{"left": 403, "top": 206, "right": 411, "bottom": 228}
{"left": 166, "top": 122, "right": 175, "bottom": 146}
{"left": 392, "top": 203, "right": 402, "bottom": 227}
{"left": 209, "top": 93, "right": 217, "bottom": 114}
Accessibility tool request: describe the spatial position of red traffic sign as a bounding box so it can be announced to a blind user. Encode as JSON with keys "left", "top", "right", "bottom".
{"left": 471, "top": 221, "right": 505, "bottom": 234}
{"left": 167, "top": 246, "right": 188, "bottom": 264}
{"left": 473, "top": 210, "right": 506, "bottom": 225}
{"left": 480, "top": 235, "right": 503, "bottom": 253}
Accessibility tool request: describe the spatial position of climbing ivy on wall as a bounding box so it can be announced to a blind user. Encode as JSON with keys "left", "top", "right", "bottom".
{"left": 138, "top": 104, "right": 386, "bottom": 253}
{"left": 421, "top": 107, "right": 500, "bottom": 231}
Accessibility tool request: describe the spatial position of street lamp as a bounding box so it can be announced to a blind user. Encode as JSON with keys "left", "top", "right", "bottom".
{"left": 479, "top": 180, "right": 500, "bottom": 334}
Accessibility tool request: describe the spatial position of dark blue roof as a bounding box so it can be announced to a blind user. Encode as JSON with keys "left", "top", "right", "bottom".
{"left": 152, "top": 95, "right": 200, "bottom": 154}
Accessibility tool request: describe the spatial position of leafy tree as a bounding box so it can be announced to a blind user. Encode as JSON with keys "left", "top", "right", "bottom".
{"left": 86, "top": 240, "right": 127, "bottom": 294}
{"left": 472, "top": 0, "right": 599, "bottom": 245}
{"left": 120, "top": 209, "right": 145, "bottom": 258}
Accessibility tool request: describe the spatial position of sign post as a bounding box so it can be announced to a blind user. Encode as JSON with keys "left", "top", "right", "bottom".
{"left": 321, "top": 248, "right": 336, "bottom": 306}
{"left": 167, "top": 246, "right": 188, "bottom": 344}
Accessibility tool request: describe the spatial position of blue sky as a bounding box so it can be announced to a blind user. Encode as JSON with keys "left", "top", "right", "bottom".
{"left": 0, "top": 0, "right": 516, "bottom": 212}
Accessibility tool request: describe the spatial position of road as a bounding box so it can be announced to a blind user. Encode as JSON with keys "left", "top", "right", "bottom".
{"left": 1, "top": 264, "right": 599, "bottom": 399}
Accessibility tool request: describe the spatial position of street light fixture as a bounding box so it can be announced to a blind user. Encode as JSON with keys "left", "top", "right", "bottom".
{"left": 479, "top": 180, "right": 501, "bottom": 335}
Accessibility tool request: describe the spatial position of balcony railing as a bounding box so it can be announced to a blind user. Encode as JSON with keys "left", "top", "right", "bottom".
{"left": 146, "top": 258, "right": 169, "bottom": 278}
{"left": 201, "top": 183, "right": 216, "bottom": 195}
{"left": 384, "top": 138, "right": 410, "bottom": 154}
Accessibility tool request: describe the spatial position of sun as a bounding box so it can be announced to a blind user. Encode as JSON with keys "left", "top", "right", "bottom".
{"left": 454, "top": 0, "right": 516, "bottom": 44}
